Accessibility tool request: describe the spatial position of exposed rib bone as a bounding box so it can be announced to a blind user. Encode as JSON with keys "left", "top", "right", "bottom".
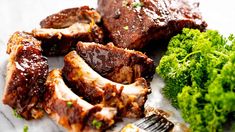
{"left": 44, "top": 69, "right": 116, "bottom": 132}
{"left": 32, "top": 22, "right": 103, "bottom": 56}
{"left": 63, "top": 51, "right": 150, "bottom": 118}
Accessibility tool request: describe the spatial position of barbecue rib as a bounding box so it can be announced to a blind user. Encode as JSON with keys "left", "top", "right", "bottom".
{"left": 3, "top": 32, "right": 48, "bottom": 120}
{"left": 76, "top": 42, "right": 155, "bottom": 84}
{"left": 63, "top": 51, "right": 149, "bottom": 118}
{"left": 97, "top": 0, "right": 207, "bottom": 50}
{"left": 32, "top": 6, "right": 104, "bottom": 56}
{"left": 44, "top": 69, "right": 117, "bottom": 131}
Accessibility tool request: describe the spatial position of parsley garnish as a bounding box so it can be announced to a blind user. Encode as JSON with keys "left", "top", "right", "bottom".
{"left": 23, "top": 125, "right": 28, "bottom": 132}
{"left": 88, "top": 19, "right": 95, "bottom": 33}
{"left": 13, "top": 109, "right": 22, "bottom": 119}
{"left": 66, "top": 101, "right": 73, "bottom": 107}
{"left": 123, "top": 26, "right": 129, "bottom": 30}
{"left": 92, "top": 119, "right": 102, "bottom": 129}
{"left": 132, "top": 2, "right": 144, "bottom": 8}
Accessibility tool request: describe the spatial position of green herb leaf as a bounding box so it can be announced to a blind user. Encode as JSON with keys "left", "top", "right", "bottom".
{"left": 123, "top": 26, "right": 129, "bottom": 30}
{"left": 92, "top": 119, "right": 102, "bottom": 129}
{"left": 132, "top": 2, "right": 144, "bottom": 8}
{"left": 156, "top": 28, "right": 235, "bottom": 131}
{"left": 87, "top": 27, "right": 91, "bottom": 33}
{"left": 23, "top": 125, "right": 28, "bottom": 132}
{"left": 66, "top": 101, "right": 73, "bottom": 107}
{"left": 13, "top": 109, "right": 22, "bottom": 119}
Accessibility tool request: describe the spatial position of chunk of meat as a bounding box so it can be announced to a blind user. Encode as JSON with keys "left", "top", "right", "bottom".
{"left": 40, "top": 6, "right": 101, "bottom": 28}
{"left": 44, "top": 69, "right": 117, "bottom": 131}
{"left": 97, "top": 0, "right": 207, "bottom": 49}
{"left": 32, "top": 22, "right": 104, "bottom": 56}
{"left": 3, "top": 32, "right": 48, "bottom": 120}
{"left": 63, "top": 51, "right": 149, "bottom": 118}
{"left": 32, "top": 6, "right": 104, "bottom": 56}
{"left": 76, "top": 42, "right": 155, "bottom": 84}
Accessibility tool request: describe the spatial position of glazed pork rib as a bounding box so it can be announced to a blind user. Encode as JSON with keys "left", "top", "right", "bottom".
{"left": 44, "top": 69, "right": 117, "bottom": 131}
{"left": 32, "top": 22, "right": 103, "bottom": 56}
{"left": 32, "top": 6, "right": 104, "bottom": 56}
{"left": 3, "top": 32, "right": 48, "bottom": 119}
{"left": 76, "top": 42, "right": 155, "bottom": 84}
{"left": 63, "top": 51, "right": 149, "bottom": 118}
{"left": 97, "top": 0, "right": 207, "bottom": 50}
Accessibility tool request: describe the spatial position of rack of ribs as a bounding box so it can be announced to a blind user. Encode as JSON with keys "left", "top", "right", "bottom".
{"left": 3, "top": 32, "right": 48, "bottom": 119}
{"left": 44, "top": 69, "right": 117, "bottom": 131}
{"left": 63, "top": 51, "right": 149, "bottom": 118}
{"left": 32, "top": 6, "right": 104, "bottom": 56}
{"left": 76, "top": 42, "right": 155, "bottom": 84}
{"left": 97, "top": 0, "right": 207, "bottom": 50}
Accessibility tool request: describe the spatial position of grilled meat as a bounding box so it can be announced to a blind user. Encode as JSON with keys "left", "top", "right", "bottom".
{"left": 97, "top": 0, "right": 207, "bottom": 50}
{"left": 44, "top": 69, "right": 117, "bottom": 131}
{"left": 40, "top": 6, "right": 101, "bottom": 29}
{"left": 32, "top": 6, "right": 104, "bottom": 56}
{"left": 63, "top": 51, "right": 149, "bottom": 118}
{"left": 3, "top": 32, "right": 48, "bottom": 120}
{"left": 76, "top": 42, "right": 155, "bottom": 84}
{"left": 32, "top": 22, "right": 104, "bottom": 56}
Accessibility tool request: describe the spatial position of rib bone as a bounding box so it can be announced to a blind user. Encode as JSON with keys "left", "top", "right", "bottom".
{"left": 32, "top": 22, "right": 103, "bottom": 56}
{"left": 63, "top": 51, "right": 150, "bottom": 118}
{"left": 44, "top": 69, "right": 116, "bottom": 131}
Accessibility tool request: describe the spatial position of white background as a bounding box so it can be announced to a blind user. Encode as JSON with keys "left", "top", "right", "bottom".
{"left": 0, "top": 0, "right": 234, "bottom": 132}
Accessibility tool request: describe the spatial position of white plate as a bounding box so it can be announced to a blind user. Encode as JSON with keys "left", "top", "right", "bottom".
{"left": 0, "top": 0, "right": 235, "bottom": 132}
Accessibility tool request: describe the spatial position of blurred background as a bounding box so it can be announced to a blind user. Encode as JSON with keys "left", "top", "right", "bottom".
{"left": 0, "top": 0, "right": 234, "bottom": 131}
{"left": 0, "top": 0, "right": 234, "bottom": 44}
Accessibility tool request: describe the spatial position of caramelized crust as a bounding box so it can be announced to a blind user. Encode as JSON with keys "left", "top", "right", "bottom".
{"left": 32, "top": 23, "right": 104, "bottom": 56}
{"left": 76, "top": 42, "right": 155, "bottom": 84}
{"left": 32, "top": 6, "right": 104, "bottom": 56}
{"left": 3, "top": 32, "right": 48, "bottom": 120}
{"left": 40, "top": 6, "right": 101, "bottom": 29}
{"left": 98, "top": 0, "right": 207, "bottom": 49}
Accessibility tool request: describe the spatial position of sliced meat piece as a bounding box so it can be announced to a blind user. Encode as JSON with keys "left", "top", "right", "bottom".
{"left": 63, "top": 51, "right": 149, "bottom": 118}
{"left": 33, "top": 6, "right": 104, "bottom": 56}
{"left": 32, "top": 22, "right": 104, "bottom": 56}
{"left": 44, "top": 69, "right": 117, "bottom": 131}
{"left": 40, "top": 6, "right": 101, "bottom": 28}
{"left": 76, "top": 42, "right": 155, "bottom": 84}
{"left": 97, "top": 0, "right": 207, "bottom": 49}
{"left": 3, "top": 32, "right": 48, "bottom": 120}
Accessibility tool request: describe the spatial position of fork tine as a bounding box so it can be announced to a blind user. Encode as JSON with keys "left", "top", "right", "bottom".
{"left": 134, "top": 114, "right": 155, "bottom": 126}
{"left": 135, "top": 115, "right": 161, "bottom": 128}
{"left": 141, "top": 117, "right": 159, "bottom": 129}
{"left": 137, "top": 114, "right": 174, "bottom": 132}
{"left": 121, "top": 114, "right": 174, "bottom": 132}
{"left": 146, "top": 118, "right": 165, "bottom": 131}
{"left": 151, "top": 119, "right": 173, "bottom": 132}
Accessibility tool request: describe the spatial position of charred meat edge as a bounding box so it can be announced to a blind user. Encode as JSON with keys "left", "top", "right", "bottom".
{"left": 40, "top": 6, "right": 101, "bottom": 29}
